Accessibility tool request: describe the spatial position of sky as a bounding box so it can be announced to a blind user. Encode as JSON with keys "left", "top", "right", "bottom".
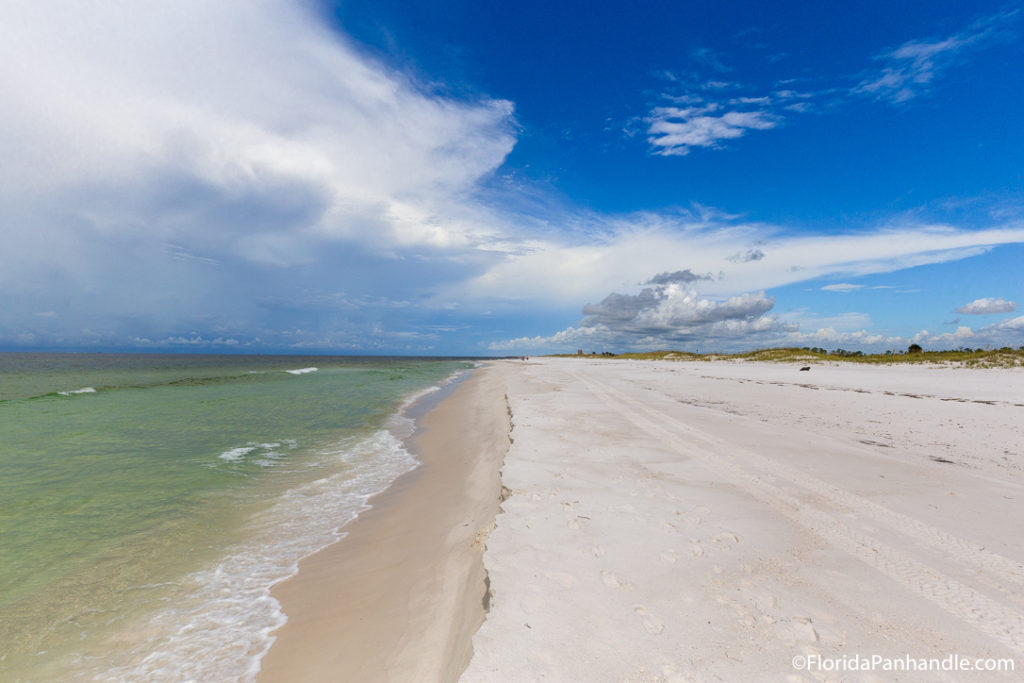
{"left": 2, "top": 0, "right": 1023, "bottom": 355}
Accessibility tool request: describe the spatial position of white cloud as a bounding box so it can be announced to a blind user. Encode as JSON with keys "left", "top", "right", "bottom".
{"left": 920, "top": 325, "right": 976, "bottom": 346}
{"left": 777, "top": 310, "right": 873, "bottom": 332}
{"left": 160, "top": 335, "right": 241, "bottom": 347}
{"left": 490, "top": 297, "right": 910, "bottom": 354}
{"left": 3, "top": 2, "right": 1024, "bottom": 355}
{"left": 647, "top": 105, "right": 776, "bottom": 156}
{"left": 0, "top": 1, "right": 516, "bottom": 261}
{"left": 645, "top": 9, "right": 1020, "bottom": 161}
{"left": 999, "top": 315, "right": 1024, "bottom": 330}
{"left": 856, "top": 39, "right": 962, "bottom": 103}
{"left": 787, "top": 327, "right": 896, "bottom": 348}
{"left": 481, "top": 217, "right": 1024, "bottom": 353}
{"left": 955, "top": 297, "right": 1017, "bottom": 314}
{"left": 855, "top": 9, "right": 1019, "bottom": 103}
{"left": 582, "top": 286, "right": 775, "bottom": 332}
{"left": 456, "top": 219, "right": 1024, "bottom": 310}
{"left": 821, "top": 283, "right": 864, "bottom": 292}
{"left": 490, "top": 278, "right": 792, "bottom": 352}
{"left": 645, "top": 269, "right": 713, "bottom": 285}
{"left": 0, "top": 0, "right": 521, "bottom": 348}
{"left": 910, "top": 315, "right": 1024, "bottom": 349}
{"left": 726, "top": 248, "right": 765, "bottom": 263}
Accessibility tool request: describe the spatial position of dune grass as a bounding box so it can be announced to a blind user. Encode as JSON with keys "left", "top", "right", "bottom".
{"left": 552, "top": 347, "right": 1024, "bottom": 368}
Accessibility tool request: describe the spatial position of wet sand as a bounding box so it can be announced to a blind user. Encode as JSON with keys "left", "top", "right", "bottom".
{"left": 258, "top": 367, "right": 509, "bottom": 682}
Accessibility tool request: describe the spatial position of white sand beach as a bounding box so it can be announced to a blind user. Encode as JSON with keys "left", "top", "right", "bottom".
{"left": 261, "top": 357, "right": 1024, "bottom": 681}
{"left": 464, "top": 358, "right": 1024, "bottom": 681}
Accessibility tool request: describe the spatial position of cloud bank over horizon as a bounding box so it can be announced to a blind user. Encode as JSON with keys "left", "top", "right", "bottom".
{"left": 0, "top": 0, "right": 522, "bottom": 351}
{"left": 3, "top": 2, "right": 1024, "bottom": 354}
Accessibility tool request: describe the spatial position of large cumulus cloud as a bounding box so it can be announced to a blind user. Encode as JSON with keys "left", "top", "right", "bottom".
{"left": 492, "top": 277, "right": 794, "bottom": 352}
{"left": 0, "top": 0, "right": 517, "bottom": 349}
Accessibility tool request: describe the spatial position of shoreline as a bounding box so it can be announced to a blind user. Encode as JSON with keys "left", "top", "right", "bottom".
{"left": 253, "top": 357, "right": 1022, "bottom": 680}
{"left": 257, "top": 364, "right": 509, "bottom": 682}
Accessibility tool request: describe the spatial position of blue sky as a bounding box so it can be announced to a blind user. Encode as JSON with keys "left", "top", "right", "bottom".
{"left": 2, "top": 0, "right": 1023, "bottom": 354}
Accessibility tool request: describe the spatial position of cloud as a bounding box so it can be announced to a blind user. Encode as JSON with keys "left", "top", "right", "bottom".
{"left": 159, "top": 335, "right": 242, "bottom": 347}
{"left": 643, "top": 76, "right": 840, "bottom": 156}
{"left": 911, "top": 314, "right": 1024, "bottom": 349}
{"left": 787, "top": 327, "right": 897, "bottom": 348}
{"left": 645, "top": 9, "right": 1020, "bottom": 159}
{"left": 726, "top": 248, "right": 765, "bottom": 263}
{"left": 855, "top": 9, "right": 1020, "bottom": 103}
{"left": 647, "top": 104, "right": 777, "bottom": 156}
{"left": 777, "top": 310, "right": 873, "bottom": 332}
{"left": 999, "top": 315, "right": 1024, "bottom": 331}
{"left": 955, "top": 297, "right": 1017, "bottom": 314}
{"left": 4, "top": 3, "right": 1024, "bottom": 355}
{"left": 582, "top": 286, "right": 775, "bottom": 332}
{"left": 0, "top": 0, "right": 519, "bottom": 350}
{"left": 0, "top": 1, "right": 516, "bottom": 251}
{"left": 644, "top": 269, "right": 713, "bottom": 285}
{"left": 691, "top": 47, "right": 733, "bottom": 73}
{"left": 490, "top": 291, "right": 914, "bottom": 353}
{"left": 821, "top": 283, "right": 864, "bottom": 292}
{"left": 482, "top": 217, "right": 1024, "bottom": 353}
{"left": 490, "top": 274, "right": 791, "bottom": 352}
{"left": 457, "top": 218, "right": 1024, "bottom": 310}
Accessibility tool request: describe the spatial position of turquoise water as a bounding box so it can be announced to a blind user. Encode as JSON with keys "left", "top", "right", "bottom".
{"left": 0, "top": 353, "right": 470, "bottom": 681}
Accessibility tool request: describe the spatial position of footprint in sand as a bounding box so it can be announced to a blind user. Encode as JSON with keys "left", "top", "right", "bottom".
{"left": 601, "top": 570, "right": 624, "bottom": 588}
{"left": 520, "top": 594, "right": 544, "bottom": 615}
{"left": 634, "top": 606, "right": 665, "bottom": 635}
{"left": 660, "top": 550, "right": 677, "bottom": 564}
{"left": 567, "top": 517, "right": 580, "bottom": 529}
{"left": 658, "top": 664, "right": 688, "bottom": 683}
{"left": 545, "top": 571, "right": 576, "bottom": 589}
{"left": 590, "top": 545, "right": 606, "bottom": 558}
{"left": 689, "top": 540, "right": 704, "bottom": 557}
{"left": 779, "top": 616, "right": 818, "bottom": 643}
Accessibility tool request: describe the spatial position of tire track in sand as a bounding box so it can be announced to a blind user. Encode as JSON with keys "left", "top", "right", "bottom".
{"left": 620, "top": 375, "right": 1024, "bottom": 595}
{"left": 572, "top": 370, "right": 1024, "bottom": 657}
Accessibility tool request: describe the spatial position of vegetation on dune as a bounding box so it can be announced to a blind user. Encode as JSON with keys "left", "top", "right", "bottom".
{"left": 551, "top": 345, "right": 1024, "bottom": 368}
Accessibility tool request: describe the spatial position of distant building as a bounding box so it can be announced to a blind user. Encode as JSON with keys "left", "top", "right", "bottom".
{"left": 577, "top": 349, "right": 583, "bottom": 356}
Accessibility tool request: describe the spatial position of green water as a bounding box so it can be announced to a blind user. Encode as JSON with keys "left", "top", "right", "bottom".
{"left": 0, "top": 353, "right": 470, "bottom": 680}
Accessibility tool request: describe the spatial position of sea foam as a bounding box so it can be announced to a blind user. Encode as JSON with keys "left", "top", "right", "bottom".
{"left": 93, "top": 409, "right": 424, "bottom": 681}
{"left": 217, "top": 442, "right": 284, "bottom": 462}
{"left": 284, "top": 367, "right": 318, "bottom": 375}
{"left": 57, "top": 387, "right": 97, "bottom": 396}
{"left": 87, "top": 370, "right": 467, "bottom": 682}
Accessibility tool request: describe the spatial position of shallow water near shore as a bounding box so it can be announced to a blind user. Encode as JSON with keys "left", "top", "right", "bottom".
{"left": 0, "top": 352, "right": 470, "bottom": 681}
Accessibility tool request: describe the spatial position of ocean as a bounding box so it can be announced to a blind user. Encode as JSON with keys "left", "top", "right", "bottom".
{"left": 0, "top": 352, "right": 472, "bottom": 681}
